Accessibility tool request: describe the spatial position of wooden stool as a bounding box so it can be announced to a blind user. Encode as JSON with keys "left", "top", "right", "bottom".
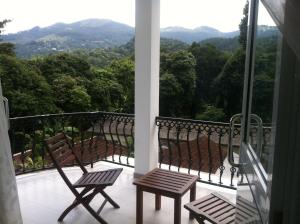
{"left": 133, "top": 168, "right": 198, "bottom": 224}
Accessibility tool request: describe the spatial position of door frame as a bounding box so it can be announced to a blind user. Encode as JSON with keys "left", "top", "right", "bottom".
{"left": 239, "top": 0, "right": 300, "bottom": 223}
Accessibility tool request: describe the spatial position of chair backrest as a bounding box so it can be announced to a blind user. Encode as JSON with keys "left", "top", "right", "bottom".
{"left": 44, "top": 133, "right": 88, "bottom": 190}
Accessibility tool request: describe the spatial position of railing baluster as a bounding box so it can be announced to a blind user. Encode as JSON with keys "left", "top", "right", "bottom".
{"left": 157, "top": 122, "right": 163, "bottom": 168}
{"left": 186, "top": 126, "right": 192, "bottom": 174}
{"left": 167, "top": 124, "right": 172, "bottom": 170}
{"left": 207, "top": 128, "right": 213, "bottom": 182}
{"left": 176, "top": 125, "right": 182, "bottom": 172}
{"left": 41, "top": 119, "right": 46, "bottom": 169}
{"left": 31, "top": 121, "right": 36, "bottom": 170}
{"left": 196, "top": 127, "right": 202, "bottom": 179}
{"left": 108, "top": 116, "right": 116, "bottom": 162}
{"left": 218, "top": 132, "right": 225, "bottom": 184}
{"left": 130, "top": 119, "right": 134, "bottom": 161}
{"left": 230, "top": 167, "right": 237, "bottom": 187}
{"left": 115, "top": 117, "right": 123, "bottom": 164}
{"left": 89, "top": 120, "right": 95, "bottom": 168}
{"left": 123, "top": 119, "right": 130, "bottom": 165}
{"left": 21, "top": 126, "right": 26, "bottom": 173}
{"left": 100, "top": 117, "right": 109, "bottom": 160}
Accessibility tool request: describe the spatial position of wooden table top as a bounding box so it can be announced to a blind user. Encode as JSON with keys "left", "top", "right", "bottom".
{"left": 133, "top": 168, "right": 198, "bottom": 196}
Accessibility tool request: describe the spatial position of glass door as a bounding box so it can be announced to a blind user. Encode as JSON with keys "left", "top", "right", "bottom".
{"left": 230, "top": 0, "right": 283, "bottom": 223}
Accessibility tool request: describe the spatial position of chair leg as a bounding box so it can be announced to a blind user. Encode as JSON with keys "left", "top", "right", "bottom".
{"left": 82, "top": 202, "right": 109, "bottom": 224}
{"left": 58, "top": 200, "right": 81, "bottom": 222}
{"left": 99, "top": 190, "right": 120, "bottom": 208}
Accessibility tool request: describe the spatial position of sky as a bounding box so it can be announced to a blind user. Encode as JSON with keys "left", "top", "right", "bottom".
{"left": 1, "top": 0, "right": 274, "bottom": 34}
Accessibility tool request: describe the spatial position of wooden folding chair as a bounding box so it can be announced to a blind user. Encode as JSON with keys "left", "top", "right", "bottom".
{"left": 184, "top": 192, "right": 259, "bottom": 224}
{"left": 45, "top": 132, "right": 123, "bottom": 224}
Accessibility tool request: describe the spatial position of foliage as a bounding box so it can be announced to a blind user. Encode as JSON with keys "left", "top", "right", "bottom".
{"left": 160, "top": 73, "right": 183, "bottom": 116}
{"left": 195, "top": 105, "right": 226, "bottom": 122}
{"left": 189, "top": 43, "right": 228, "bottom": 116}
{"left": 160, "top": 51, "right": 196, "bottom": 117}
{"left": 0, "top": 54, "right": 57, "bottom": 117}
{"left": 1, "top": 7, "right": 278, "bottom": 123}
{"left": 0, "top": 42, "right": 15, "bottom": 56}
{"left": 239, "top": 1, "right": 249, "bottom": 49}
{"left": 52, "top": 75, "right": 91, "bottom": 112}
{"left": 199, "top": 37, "right": 239, "bottom": 52}
{"left": 72, "top": 48, "right": 124, "bottom": 68}
{"left": 213, "top": 48, "right": 246, "bottom": 119}
{"left": 0, "top": 19, "right": 11, "bottom": 36}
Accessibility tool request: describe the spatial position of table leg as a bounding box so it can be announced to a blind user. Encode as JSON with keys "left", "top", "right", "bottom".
{"left": 174, "top": 197, "right": 182, "bottom": 224}
{"left": 136, "top": 187, "right": 143, "bottom": 224}
{"left": 189, "top": 183, "right": 196, "bottom": 219}
{"left": 155, "top": 194, "right": 161, "bottom": 210}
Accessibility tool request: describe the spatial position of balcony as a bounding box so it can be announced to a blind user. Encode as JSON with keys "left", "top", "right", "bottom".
{"left": 17, "top": 161, "right": 236, "bottom": 224}
{"left": 9, "top": 111, "right": 271, "bottom": 224}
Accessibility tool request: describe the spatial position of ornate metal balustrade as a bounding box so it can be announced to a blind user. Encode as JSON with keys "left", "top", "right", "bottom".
{"left": 9, "top": 112, "right": 134, "bottom": 175}
{"left": 156, "top": 117, "right": 272, "bottom": 189}
{"left": 9, "top": 112, "right": 271, "bottom": 190}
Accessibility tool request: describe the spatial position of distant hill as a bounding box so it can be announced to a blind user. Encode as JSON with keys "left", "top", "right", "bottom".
{"left": 198, "top": 26, "right": 279, "bottom": 52}
{"left": 2, "top": 19, "right": 278, "bottom": 58}
{"left": 161, "top": 26, "right": 239, "bottom": 43}
{"left": 3, "top": 19, "right": 135, "bottom": 58}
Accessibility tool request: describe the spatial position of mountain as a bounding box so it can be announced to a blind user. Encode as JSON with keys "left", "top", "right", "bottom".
{"left": 3, "top": 19, "right": 135, "bottom": 58}
{"left": 160, "top": 26, "right": 239, "bottom": 43}
{"left": 2, "top": 19, "right": 278, "bottom": 58}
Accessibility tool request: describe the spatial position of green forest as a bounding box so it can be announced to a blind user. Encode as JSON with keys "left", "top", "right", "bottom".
{"left": 0, "top": 3, "right": 278, "bottom": 123}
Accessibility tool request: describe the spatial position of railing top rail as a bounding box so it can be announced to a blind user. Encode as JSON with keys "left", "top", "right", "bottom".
{"left": 10, "top": 111, "right": 134, "bottom": 121}
{"left": 156, "top": 116, "right": 230, "bottom": 127}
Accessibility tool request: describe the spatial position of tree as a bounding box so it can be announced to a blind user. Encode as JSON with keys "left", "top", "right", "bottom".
{"left": 52, "top": 75, "right": 91, "bottom": 112}
{"left": 108, "top": 58, "right": 135, "bottom": 113}
{"left": 195, "top": 105, "right": 226, "bottom": 122}
{"left": 0, "top": 54, "right": 57, "bottom": 117}
{"left": 0, "top": 19, "right": 11, "bottom": 36}
{"left": 0, "top": 42, "right": 15, "bottom": 56}
{"left": 160, "top": 51, "right": 196, "bottom": 117}
{"left": 213, "top": 48, "right": 246, "bottom": 119}
{"left": 159, "top": 73, "right": 183, "bottom": 116}
{"left": 0, "top": 20, "right": 15, "bottom": 56}
{"left": 189, "top": 43, "right": 228, "bottom": 116}
{"left": 239, "top": 1, "right": 249, "bottom": 49}
{"left": 36, "top": 53, "right": 92, "bottom": 82}
{"left": 88, "top": 68, "right": 124, "bottom": 112}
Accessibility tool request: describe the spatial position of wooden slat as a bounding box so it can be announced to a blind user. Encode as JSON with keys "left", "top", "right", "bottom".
{"left": 215, "top": 208, "right": 235, "bottom": 222}
{"left": 133, "top": 168, "right": 198, "bottom": 195}
{"left": 189, "top": 193, "right": 215, "bottom": 206}
{"left": 219, "top": 215, "right": 235, "bottom": 224}
{"left": 52, "top": 144, "right": 69, "bottom": 157}
{"left": 49, "top": 139, "right": 67, "bottom": 151}
{"left": 202, "top": 200, "right": 225, "bottom": 212}
{"left": 60, "top": 154, "right": 75, "bottom": 166}
{"left": 73, "top": 168, "right": 123, "bottom": 187}
{"left": 184, "top": 193, "right": 259, "bottom": 224}
{"left": 208, "top": 203, "right": 232, "bottom": 216}
{"left": 45, "top": 133, "right": 65, "bottom": 145}
{"left": 196, "top": 197, "right": 220, "bottom": 209}
{"left": 56, "top": 150, "right": 73, "bottom": 163}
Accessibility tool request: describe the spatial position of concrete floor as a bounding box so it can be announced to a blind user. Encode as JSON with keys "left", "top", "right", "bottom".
{"left": 16, "top": 162, "right": 236, "bottom": 224}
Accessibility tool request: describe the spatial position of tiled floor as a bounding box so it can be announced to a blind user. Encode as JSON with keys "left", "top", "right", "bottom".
{"left": 17, "top": 162, "right": 236, "bottom": 224}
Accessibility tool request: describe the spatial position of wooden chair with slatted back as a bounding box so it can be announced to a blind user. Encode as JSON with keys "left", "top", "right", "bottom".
{"left": 45, "top": 132, "right": 123, "bottom": 224}
{"left": 184, "top": 192, "right": 259, "bottom": 224}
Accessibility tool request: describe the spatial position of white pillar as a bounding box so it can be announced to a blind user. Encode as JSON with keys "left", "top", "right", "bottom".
{"left": 134, "top": 0, "right": 160, "bottom": 176}
{"left": 0, "top": 81, "right": 23, "bottom": 224}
